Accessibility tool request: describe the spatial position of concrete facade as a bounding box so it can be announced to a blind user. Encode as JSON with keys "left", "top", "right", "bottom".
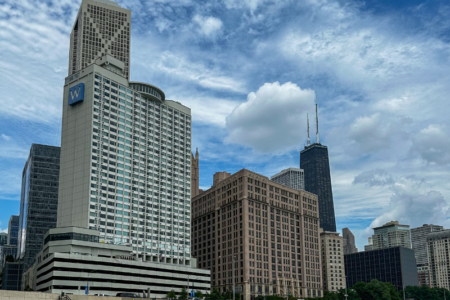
{"left": 342, "top": 228, "right": 358, "bottom": 255}
{"left": 68, "top": 0, "right": 131, "bottom": 79}
{"left": 31, "top": 227, "right": 210, "bottom": 297}
{"left": 270, "top": 168, "right": 305, "bottom": 191}
{"left": 320, "top": 231, "right": 346, "bottom": 292}
{"left": 427, "top": 230, "right": 450, "bottom": 289}
{"left": 192, "top": 169, "right": 323, "bottom": 299}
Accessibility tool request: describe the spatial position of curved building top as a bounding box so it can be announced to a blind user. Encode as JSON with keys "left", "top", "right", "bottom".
{"left": 129, "top": 81, "right": 165, "bottom": 103}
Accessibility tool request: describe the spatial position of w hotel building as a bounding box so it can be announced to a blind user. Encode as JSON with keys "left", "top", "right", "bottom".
{"left": 192, "top": 169, "right": 323, "bottom": 299}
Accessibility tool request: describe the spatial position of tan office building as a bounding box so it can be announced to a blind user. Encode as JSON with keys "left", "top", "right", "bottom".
{"left": 427, "top": 230, "right": 450, "bottom": 289}
{"left": 192, "top": 169, "right": 323, "bottom": 299}
{"left": 320, "top": 231, "right": 346, "bottom": 292}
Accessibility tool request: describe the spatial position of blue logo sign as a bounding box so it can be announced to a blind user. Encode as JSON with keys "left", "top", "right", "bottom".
{"left": 68, "top": 83, "right": 85, "bottom": 106}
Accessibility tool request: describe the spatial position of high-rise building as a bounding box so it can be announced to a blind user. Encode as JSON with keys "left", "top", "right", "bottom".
{"left": 270, "top": 168, "right": 305, "bottom": 190}
{"left": 69, "top": 0, "right": 131, "bottom": 79}
{"left": 1, "top": 262, "right": 23, "bottom": 291}
{"left": 7, "top": 215, "right": 19, "bottom": 246}
{"left": 191, "top": 148, "right": 200, "bottom": 198}
{"left": 320, "top": 231, "right": 346, "bottom": 292}
{"left": 191, "top": 169, "right": 323, "bottom": 299}
{"left": 344, "top": 247, "right": 418, "bottom": 291}
{"left": 411, "top": 224, "right": 444, "bottom": 287}
{"left": 342, "top": 228, "right": 358, "bottom": 254}
{"left": 18, "top": 144, "right": 60, "bottom": 271}
{"left": 0, "top": 233, "right": 7, "bottom": 246}
{"left": 427, "top": 230, "right": 450, "bottom": 289}
{"left": 300, "top": 106, "right": 336, "bottom": 232}
{"left": 371, "top": 221, "right": 411, "bottom": 250}
{"left": 59, "top": 54, "right": 193, "bottom": 264}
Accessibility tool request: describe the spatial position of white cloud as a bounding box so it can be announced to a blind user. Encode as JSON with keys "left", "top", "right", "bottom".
{"left": 1, "top": 134, "right": 11, "bottom": 141}
{"left": 353, "top": 169, "right": 395, "bottom": 187}
{"left": 225, "top": 81, "right": 315, "bottom": 154}
{"left": 192, "top": 15, "right": 223, "bottom": 37}
{"left": 410, "top": 124, "right": 450, "bottom": 165}
{"left": 367, "top": 176, "right": 450, "bottom": 231}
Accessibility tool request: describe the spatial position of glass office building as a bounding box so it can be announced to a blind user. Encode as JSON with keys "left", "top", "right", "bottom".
{"left": 344, "top": 246, "right": 419, "bottom": 291}
{"left": 300, "top": 143, "right": 336, "bottom": 232}
{"left": 7, "top": 215, "right": 19, "bottom": 246}
{"left": 18, "top": 144, "right": 60, "bottom": 270}
{"left": 1, "top": 262, "right": 23, "bottom": 290}
{"left": 0, "top": 233, "right": 7, "bottom": 246}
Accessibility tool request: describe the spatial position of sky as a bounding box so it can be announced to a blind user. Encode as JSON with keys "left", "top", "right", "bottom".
{"left": 0, "top": 0, "right": 450, "bottom": 249}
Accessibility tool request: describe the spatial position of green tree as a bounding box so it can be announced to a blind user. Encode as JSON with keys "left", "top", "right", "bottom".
{"left": 195, "top": 290, "right": 204, "bottom": 299}
{"left": 167, "top": 290, "right": 177, "bottom": 300}
{"left": 24, "top": 285, "right": 33, "bottom": 291}
{"left": 205, "top": 288, "right": 224, "bottom": 300}
{"left": 337, "top": 288, "right": 361, "bottom": 300}
{"left": 5, "top": 255, "right": 14, "bottom": 262}
{"left": 179, "top": 288, "right": 188, "bottom": 300}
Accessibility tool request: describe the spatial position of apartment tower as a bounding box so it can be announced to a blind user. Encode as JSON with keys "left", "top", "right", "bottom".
{"left": 18, "top": 144, "right": 60, "bottom": 271}
{"left": 192, "top": 169, "right": 323, "bottom": 299}
{"left": 371, "top": 221, "right": 412, "bottom": 250}
{"left": 411, "top": 224, "right": 444, "bottom": 287}
{"left": 68, "top": 0, "right": 131, "bottom": 79}
{"left": 427, "top": 230, "right": 450, "bottom": 289}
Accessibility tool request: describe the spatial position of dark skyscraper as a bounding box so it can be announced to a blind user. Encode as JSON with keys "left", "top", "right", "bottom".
{"left": 7, "top": 215, "right": 19, "bottom": 246}
{"left": 18, "top": 144, "right": 60, "bottom": 270}
{"left": 300, "top": 105, "right": 336, "bottom": 232}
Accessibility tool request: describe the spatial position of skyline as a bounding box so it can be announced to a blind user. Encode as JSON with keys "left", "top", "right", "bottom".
{"left": 1, "top": 0, "right": 450, "bottom": 251}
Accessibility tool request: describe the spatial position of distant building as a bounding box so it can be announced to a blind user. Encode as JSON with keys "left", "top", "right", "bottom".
{"left": 0, "top": 233, "right": 7, "bottom": 246}
{"left": 7, "top": 216, "right": 19, "bottom": 246}
{"left": 411, "top": 224, "right": 443, "bottom": 287}
{"left": 0, "top": 245, "right": 18, "bottom": 268}
{"left": 192, "top": 169, "right": 323, "bottom": 299}
{"left": 371, "top": 221, "right": 411, "bottom": 250}
{"left": 364, "top": 237, "right": 373, "bottom": 251}
{"left": 342, "top": 228, "right": 358, "bottom": 254}
{"left": 31, "top": 227, "right": 210, "bottom": 296}
{"left": 191, "top": 148, "right": 200, "bottom": 198}
{"left": 270, "top": 168, "right": 305, "bottom": 190}
{"left": 300, "top": 106, "right": 336, "bottom": 232}
{"left": 427, "top": 230, "right": 450, "bottom": 289}
{"left": 320, "top": 231, "right": 346, "bottom": 292}
{"left": 18, "top": 144, "right": 60, "bottom": 271}
{"left": 344, "top": 247, "right": 418, "bottom": 291}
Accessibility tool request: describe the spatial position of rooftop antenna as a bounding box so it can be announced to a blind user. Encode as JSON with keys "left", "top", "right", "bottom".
{"left": 307, "top": 113, "right": 311, "bottom": 146}
{"left": 316, "top": 103, "right": 320, "bottom": 144}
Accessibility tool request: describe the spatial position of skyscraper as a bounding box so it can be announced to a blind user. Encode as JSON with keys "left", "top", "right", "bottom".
{"left": 320, "top": 231, "right": 346, "bottom": 292}
{"left": 342, "top": 228, "right": 358, "bottom": 254}
{"left": 411, "top": 224, "right": 444, "bottom": 287}
{"left": 69, "top": 0, "right": 131, "bottom": 79}
{"left": 300, "top": 105, "right": 336, "bottom": 232}
{"left": 427, "top": 230, "right": 450, "bottom": 289}
{"left": 270, "top": 168, "right": 305, "bottom": 190}
{"left": 18, "top": 144, "right": 60, "bottom": 270}
{"left": 371, "top": 221, "right": 411, "bottom": 250}
{"left": 7, "top": 215, "right": 19, "bottom": 246}
{"left": 0, "top": 233, "right": 7, "bottom": 246}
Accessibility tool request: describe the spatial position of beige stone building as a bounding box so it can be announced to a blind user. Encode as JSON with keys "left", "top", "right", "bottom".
{"left": 320, "top": 231, "right": 346, "bottom": 292}
{"left": 427, "top": 230, "right": 450, "bottom": 289}
{"left": 192, "top": 169, "right": 323, "bottom": 299}
{"left": 69, "top": 0, "right": 131, "bottom": 79}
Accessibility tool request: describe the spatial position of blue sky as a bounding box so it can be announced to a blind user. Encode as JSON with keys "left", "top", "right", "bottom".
{"left": 1, "top": 0, "right": 450, "bottom": 250}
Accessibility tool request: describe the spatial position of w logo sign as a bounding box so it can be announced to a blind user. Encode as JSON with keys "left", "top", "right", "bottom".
{"left": 68, "top": 83, "right": 85, "bottom": 106}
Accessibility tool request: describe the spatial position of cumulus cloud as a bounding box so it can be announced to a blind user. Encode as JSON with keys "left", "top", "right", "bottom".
{"left": 353, "top": 169, "right": 395, "bottom": 187}
{"left": 192, "top": 15, "right": 223, "bottom": 37}
{"left": 225, "top": 82, "right": 315, "bottom": 154}
{"left": 410, "top": 124, "right": 450, "bottom": 165}
{"left": 367, "top": 176, "right": 450, "bottom": 231}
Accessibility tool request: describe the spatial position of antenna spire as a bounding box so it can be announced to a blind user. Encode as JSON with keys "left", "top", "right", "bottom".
{"left": 307, "top": 113, "right": 311, "bottom": 146}
{"left": 316, "top": 104, "right": 320, "bottom": 144}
